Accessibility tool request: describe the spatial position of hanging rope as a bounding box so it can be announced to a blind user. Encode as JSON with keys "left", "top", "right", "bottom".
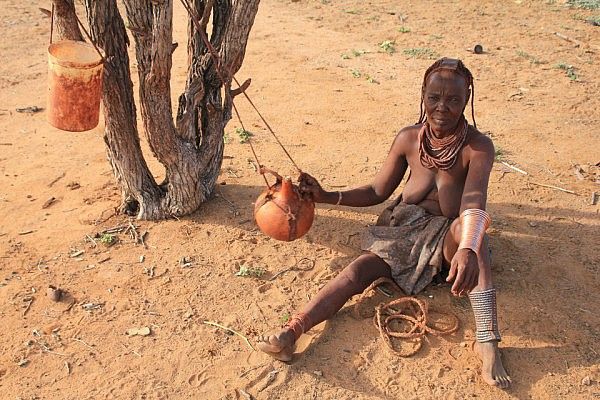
{"left": 354, "top": 278, "right": 459, "bottom": 357}
{"left": 179, "top": 0, "right": 302, "bottom": 184}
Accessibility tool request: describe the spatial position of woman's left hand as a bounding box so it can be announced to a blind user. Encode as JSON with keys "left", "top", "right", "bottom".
{"left": 446, "top": 248, "right": 479, "bottom": 296}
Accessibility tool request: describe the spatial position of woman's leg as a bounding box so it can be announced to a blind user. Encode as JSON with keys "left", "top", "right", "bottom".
{"left": 443, "top": 219, "right": 511, "bottom": 388}
{"left": 257, "top": 253, "right": 392, "bottom": 361}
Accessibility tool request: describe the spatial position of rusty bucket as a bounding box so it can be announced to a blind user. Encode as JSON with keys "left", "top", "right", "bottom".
{"left": 47, "top": 40, "right": 103, "bottom": 132}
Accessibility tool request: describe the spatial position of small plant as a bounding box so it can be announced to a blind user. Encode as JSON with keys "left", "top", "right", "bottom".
{"left": 235, "top": 264, "right": 266, "bottom": 278}
{"left": 429, "top": 34, "right": 443, "bottom": 40}
{"left": 494, "top": 147, "right": 505, "bottom": 161}
{"left": 340, "top": 53, "right": 351, "bottom": 60}
{"left": 364, "top": 74, "right": 380, "bottom": 84}
{"left": 223, "top": 131, "right": 231, "bottom": 144}
{"left": 555, "top": 62, "right": 579, "bottom": 80}
{"left": 99, "top": 233, "right": 117, "bottom": 246}
{"left": 234, "top": 127, "right": 253, "bottom": 143}
{"left": 398, "top": 26, "right": 411, "bottom": 33}
{"left": 351, "top": 69, "right": 362, "bottom": 78}
{"left": 403, "top": 47, "right": 438, "bottom": 59}
{"left": 567, "top": 0, "right": 600, "bottom": 10}
{"left": 352, "top": 49, "right": 366, "bottom": 57}
{"left": 586, "top": 15, "right": 600, "bottom": 24}
{"left": 343, "top": 9, "right": 361, "bottom": 14}
{"left": 516, "top": 50, "right": 543, "bottom": 65}
{"left": 279, "top": 313, "right": 290, "bottom": 324}
{"left": 379, "top": 40, "right": 396, "bottom": 54}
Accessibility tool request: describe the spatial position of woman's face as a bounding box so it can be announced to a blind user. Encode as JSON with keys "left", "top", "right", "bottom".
{"left": 423, "top": 70, "right": 470, "bottom": 135}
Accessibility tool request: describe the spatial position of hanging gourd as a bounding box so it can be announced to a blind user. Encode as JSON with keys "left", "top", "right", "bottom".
{"left": 254, "top": 168, "right": 315, "bottom": 242}
{"left": 181, "top": 0, "right": 315, "bottom": 241}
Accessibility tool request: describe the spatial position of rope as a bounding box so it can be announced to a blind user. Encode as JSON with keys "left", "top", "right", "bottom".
{"left": 354, "top": 278, "right": 459, "bottom": 357}
{"left": 179, "top": 0, "right": 302, "bottom": 180}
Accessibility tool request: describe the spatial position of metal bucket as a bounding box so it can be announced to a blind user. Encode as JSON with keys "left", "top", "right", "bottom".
{"left": 47, "top": 40, "right": 103, "bottom": 132}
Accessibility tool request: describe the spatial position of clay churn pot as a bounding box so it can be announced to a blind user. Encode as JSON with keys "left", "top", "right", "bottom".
{"left": 254, "top": 169, "right": 315, "bottom": 241}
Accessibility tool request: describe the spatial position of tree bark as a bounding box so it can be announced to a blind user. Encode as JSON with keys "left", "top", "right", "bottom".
{"left": 65, "top": 0, "right": 260, "bottom": 219}
{"left": 84, "top": 0, "right": 164, "bottom": 218}
{"left": 51, "top": 0, "right": 83, "bottom": 42}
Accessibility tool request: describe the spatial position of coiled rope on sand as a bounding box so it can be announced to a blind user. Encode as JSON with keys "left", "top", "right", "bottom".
{"left": 354, "top": 278, "right": 459, "bottom": 357}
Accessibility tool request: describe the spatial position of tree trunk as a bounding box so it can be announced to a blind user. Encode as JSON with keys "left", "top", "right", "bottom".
{"left": 51, "top": 0, "right": 83, "bottom": 42}
{"left": 69, "top": 0, "right": 260, "bottom": 219}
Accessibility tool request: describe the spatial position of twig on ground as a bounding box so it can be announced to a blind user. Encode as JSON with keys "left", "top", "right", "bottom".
{"left": 18, "top": 230, "right": 35, "bottom": 235}
{"left": 500, "top": 161, "right": 528, "bottom": 175}
{"left": 554, "top": 32, "right": 582, "bottom": 47}
{"left": 85, "top": 234, "right": 97, "bottom": 247}
{"left": 203, "top": 321, "right": 255, "bottom": 351}
{"left": 237, "top": 389, "right": 254, "bottom": 400}
{"left": 239, "top": 363, "right": 268, "bottom": 378}
{"left": 530, "top": 181, "right": 577, "bottom": 195}
{"left": 121, "top": 343, "right": 142, "bottom": 357}
{"left": 140, "top": 231, "right": 148, "bottom": 248}
{"left": 101, "top": 225, "right": 129, "bottom": 234}
{"left": 48, "top": 172, "right": 66, "bottom": 188}
{"left": 268, "top": 258, "right": 315, "bottom": 281}
{"left": 23, "top": 297, "right": 34, "bottom": 316}
{"left": 127, "top": 221, "right": 137, "bottom": 238}
{"left": 257, "top": 370, "right": 278, "bottom": 392}
{"left": 65, "top": 361, "right": 70, "bottom": 374}
{"left": 36, "top": 258, "right": 46, "bottom": 272}
{"left": 73, "top": 337, "right": 97, "bottom": 353}
{"left": 247, "top": 158, "right": 258, "bottom": 172}
{"left": 37, "top": 340, "right": 66, "bottom": 356}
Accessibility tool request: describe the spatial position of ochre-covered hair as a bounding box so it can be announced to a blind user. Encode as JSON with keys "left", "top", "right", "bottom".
{"left": 417, "top": 58, "right": 476, "bottom": 128}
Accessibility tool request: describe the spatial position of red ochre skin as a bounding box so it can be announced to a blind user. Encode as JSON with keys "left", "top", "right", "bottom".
{"left": 254, "top": 177, "right": 315, "bottom": 241}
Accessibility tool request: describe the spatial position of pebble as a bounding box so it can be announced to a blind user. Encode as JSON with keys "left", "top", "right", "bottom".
{"left": 581, "top": 376, "right": 592, "bottom": 386}
{"left": 46, "top": 285, "right": 62, "bottom": 302}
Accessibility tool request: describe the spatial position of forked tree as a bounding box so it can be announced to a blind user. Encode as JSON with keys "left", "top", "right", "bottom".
{"left": 52, "top": 0, "right": 260, "bottom": 219}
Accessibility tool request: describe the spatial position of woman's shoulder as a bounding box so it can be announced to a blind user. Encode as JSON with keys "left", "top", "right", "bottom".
{"left": 394, "top": 124, "right": 422, "bottom": 143}
{"left": 390, "top": 124, "right": 422, "bottom": 154}
{"left": 465, "top": 125, "right": 495, "bottom": 157}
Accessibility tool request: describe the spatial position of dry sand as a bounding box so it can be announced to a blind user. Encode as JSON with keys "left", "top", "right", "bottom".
{"left": 1, "top": 0, "right": 599, "bottom": 399}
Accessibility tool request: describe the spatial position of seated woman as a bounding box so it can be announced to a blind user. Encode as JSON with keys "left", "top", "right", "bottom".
{"left": 257, "top": 58, "right": 511, "bottom": 389}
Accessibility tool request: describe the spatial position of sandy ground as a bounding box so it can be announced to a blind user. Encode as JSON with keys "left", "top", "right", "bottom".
{"left": 1, "top": 0, "right": 599, "bottom": 399}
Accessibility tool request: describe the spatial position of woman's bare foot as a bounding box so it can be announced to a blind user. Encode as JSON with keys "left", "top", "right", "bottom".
{"left": 256, "top": 328, "right": 296, "bottom": 362}
{"left": 474, "top": 341, "right": 511, "bottom": 388}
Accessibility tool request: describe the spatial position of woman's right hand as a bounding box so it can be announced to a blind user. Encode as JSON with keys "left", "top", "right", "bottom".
{"left": 299, "top": 172, "right": 328, "bottom": 203}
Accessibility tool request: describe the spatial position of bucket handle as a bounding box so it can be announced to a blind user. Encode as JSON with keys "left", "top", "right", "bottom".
{"left": 49, "top": 3, "right": 105, "bottom": 63}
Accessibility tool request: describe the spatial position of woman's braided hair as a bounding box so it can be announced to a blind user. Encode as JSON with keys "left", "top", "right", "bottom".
{"left": 417, "top": 58, "right": 476, "bottom": 129}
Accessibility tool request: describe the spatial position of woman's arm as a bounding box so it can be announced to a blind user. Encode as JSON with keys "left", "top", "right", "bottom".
{"left": 300, "top": 128, "right": 413, "bottom": 207}
{"left": 459, "top": 134, "right": 495, "bottom": 212}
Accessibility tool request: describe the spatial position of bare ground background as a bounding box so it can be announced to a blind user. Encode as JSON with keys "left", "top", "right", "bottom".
{"left": 0, "top": 0, "right": 599, "bottom": 399}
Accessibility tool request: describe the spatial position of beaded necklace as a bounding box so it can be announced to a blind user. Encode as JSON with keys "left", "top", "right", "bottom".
{"left": 418, "top": 118, "right": 468, "bottom": 170}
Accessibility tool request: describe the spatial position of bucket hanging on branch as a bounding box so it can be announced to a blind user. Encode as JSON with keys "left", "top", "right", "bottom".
{"left": 46, "top": 4, "right": 104, "bottom": 132}
{"left": 254, "top": 168, "right": 315, "bottom": 242}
